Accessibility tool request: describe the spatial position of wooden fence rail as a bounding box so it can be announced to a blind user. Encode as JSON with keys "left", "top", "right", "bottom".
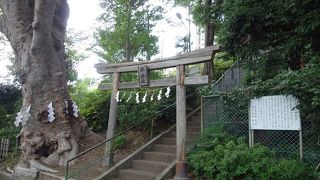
{"left": 0, "top": 138, "right": 10, "bottom": 160}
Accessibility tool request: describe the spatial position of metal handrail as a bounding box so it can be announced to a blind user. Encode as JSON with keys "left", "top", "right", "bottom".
{"left": 64, "top": 89, "right": 201, "bottom": 179}
{"left": 212, "top": 59, "right": 241, "bottom": 87}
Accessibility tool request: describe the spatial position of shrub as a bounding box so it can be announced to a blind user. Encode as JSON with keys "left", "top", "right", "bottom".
{"left": 117, "top": 90, "right": 175, "bottom": 130}
{"left": 70, "top": 79, "right": 177, "bottom": 132}
{"left": 188, "top": 126, "right": 318, "bottom": 180}
{"left": 70, "top": 79, "right": 111, "bottom": 131}
{"left": 0, "top": 83, "right": 22, "bottom": 151}
{"left": 113, "top": 134, "right": 126, "bottom": 150}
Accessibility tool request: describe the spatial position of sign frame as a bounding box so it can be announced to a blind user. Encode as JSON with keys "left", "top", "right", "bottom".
{"left": 248, "top": 95, "right": 303, "bottom": 160}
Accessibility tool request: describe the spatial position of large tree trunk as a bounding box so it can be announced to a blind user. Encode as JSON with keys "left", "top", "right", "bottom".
{"left": 0, "top": 0, "right": 95, "bottom": 175}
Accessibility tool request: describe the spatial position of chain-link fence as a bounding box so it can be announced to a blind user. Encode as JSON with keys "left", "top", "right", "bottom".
{"left": 202, "top": 95, "right": 248, "bottom": 138}
{"left": 201, "top": 60, "right": 320, "bottom": 166}
{"left": 202, "top": 95, "right": 320, "bottom": 166}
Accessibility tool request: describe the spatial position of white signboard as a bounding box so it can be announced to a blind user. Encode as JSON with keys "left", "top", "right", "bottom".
{"left": 250, "top": 95, "right": 301, "bottom": 130}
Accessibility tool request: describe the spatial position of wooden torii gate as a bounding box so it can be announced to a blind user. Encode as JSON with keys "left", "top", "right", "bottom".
{"left": 95, "top": 46, "right": 220, "bottom": 179}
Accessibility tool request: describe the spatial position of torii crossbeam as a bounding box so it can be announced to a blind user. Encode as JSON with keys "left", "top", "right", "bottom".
{"left": 94, "top": 46, "right": 220, "bottom": 179}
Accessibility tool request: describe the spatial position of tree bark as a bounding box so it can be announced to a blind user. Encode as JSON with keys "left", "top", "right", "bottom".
{"left": 125, "top": 1, "right": 132, "bottom": 62}
{"left": 202, "top": 0, "right": 215, "bottom": 80}
{"left": 0, "top": 0, "right": 96, "bottom": 175}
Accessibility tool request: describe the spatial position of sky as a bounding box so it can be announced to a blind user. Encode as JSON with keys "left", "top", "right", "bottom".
{"left": 0, "top": 1, "right": 203, "bottom": 83}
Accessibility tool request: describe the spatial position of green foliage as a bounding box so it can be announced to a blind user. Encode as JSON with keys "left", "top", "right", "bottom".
{"left": 70, "top": 79, "right": 111, "bottom": 131}
{"left": 118, "top": 89, "right": 175, "bottom": 129}
{"left": 214, "top": 53, "right": 235, "bottom": 79}
{"left": 218, "top": 0, "right": 320, "bottom": 80}
{"left": 188, "top": 126, "right": 318, "bottom": 179}
{"left": 65, "top": 29, "right": 86, "bottom": 83}
{"left": 113, "top": 134, "right": 126, "bottom": 150}
{"left": 192, "top": 0, "right": 224, "bottom": 27}
{"left": 97, "top": 0, "right": 164, "bottom": 62}
{"left": 70, "top": 78, "right": 176, "bottom": 132}
{"left": 248, "top": 60, "right": 320, "bottom": 117}
{"left": 0, "top": 83, "right": 22, "bottom": 150}
{"left": 201, "top": 56, "right": 320, "bottom": 163}
{"left": 0, "top": 83, "right": 21, "bottom": 114}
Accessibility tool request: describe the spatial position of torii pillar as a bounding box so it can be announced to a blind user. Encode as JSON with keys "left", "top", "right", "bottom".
{"left": 94, "top": 46, "right": 220, "bottom": 175}
{"left": 175, "top": 65, "right": 188, "bottom": 179}
{"left": 104, "top": 72, "right": 120, "bottom": 166}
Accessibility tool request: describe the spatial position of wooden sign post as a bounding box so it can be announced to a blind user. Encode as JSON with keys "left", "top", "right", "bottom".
{"left": 95, "top": 46, "right": 220, "bottom": 177}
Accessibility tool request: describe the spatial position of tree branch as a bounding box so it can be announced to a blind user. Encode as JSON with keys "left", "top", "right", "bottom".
{"left": 31, "top": 0, "right": 57, "bottom": 56}
{"left": 0, "top": 15, "right": 4, "bottom": 34}
{"left": 0, "top": 14, "right": 10, "bottom": 41}
{"left": 0, "top": 2, "right": 8, "bottom": 36}
{"left": 0, "top": 0, "right": 34, "bottom": 41}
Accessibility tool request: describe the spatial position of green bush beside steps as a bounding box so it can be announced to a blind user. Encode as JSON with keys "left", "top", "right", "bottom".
{"left": 187, "top": 126, "right": 318, "bottom": 180}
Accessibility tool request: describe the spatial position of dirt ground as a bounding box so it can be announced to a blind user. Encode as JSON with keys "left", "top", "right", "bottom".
{"left": 59, "top": 130, "right": 151, "bottom": 180}
{"left": 0, "top": 119, "right": 173, "bottom": 180}
{"left": 0, "top": 130, "right": 152, "bottom": 180}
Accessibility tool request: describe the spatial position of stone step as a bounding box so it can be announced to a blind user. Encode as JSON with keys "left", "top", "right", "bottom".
{"left": 170, "top": 126, "right": 201, "bottom": 132}
{"left": 186, "top": 120, "right": 201, "bottom": 126}
{"left": 118, "top": 168, "right": 158, "bottom": 180}
{"left": 191, "top": 115, "right": 201, "bottom": 121}
{"left": 153, "top": 144, "right": 176, "bottom": 153}
{"left": 162, "top": 137, "right": 176, "bottom": 145}
{"left": 162, "top": 136, "right": 196, "bottom": 147}
{"left": 170, "top": 131, "right": 199, "bottom": 140}
{"left": 187, "top": 125, "right": 201, "bottom": 132}
{"left": 132, "top": 159, "right": 169, "bottom": 173}
{"left": 143, "top": 151, "right": 175, "bottom": 163}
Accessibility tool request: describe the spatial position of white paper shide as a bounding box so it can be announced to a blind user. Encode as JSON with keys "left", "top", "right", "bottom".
{"left": 47, "top": 102, "right": 55, "bottom": 123}
{"left": 14, "top": 105, "right": 31, "bottom": 127}
{"left": 165, "top": 87, "right": 170, "bottom": 98}
{"left": 72, "top": 101, "right": 79, "bottom": 118}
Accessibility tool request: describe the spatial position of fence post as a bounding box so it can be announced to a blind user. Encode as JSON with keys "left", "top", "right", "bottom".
{"left": 150, "top": 119, "right": 154, "bottom": 139}
{"left": 299, "top": 130, "right": 303, "bottom": 161}
{"left": 201, "top": 96, "right": 203, "bottom": 132}
{"left": 0, "top": 138, "right": 3, "bottom": 158}
{"left": 5, "top": 138, "right": 9, "bottom": 157}
{"left": 237, "top": 60, "right": 241, "bottom": 86}
{"left": 221, "top": 75, "right": 224, "bottom": 92}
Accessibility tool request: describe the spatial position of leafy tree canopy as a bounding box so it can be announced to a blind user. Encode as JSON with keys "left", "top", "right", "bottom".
{"left": 65, "top": 29, "right": 87, "bottom": 83}
{"left": 97, "top": 0, "right": 164, "bottom": 62}
{"left": 219, "top": 0, "right": 320, "bottom": 80}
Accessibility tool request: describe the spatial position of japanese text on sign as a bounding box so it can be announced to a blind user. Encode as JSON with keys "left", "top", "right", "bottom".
{"left": 138, "top": 65, "right": 149, "bottom": 86}
{"left": 250, "top": 95, "right": 301, "bottom": 130}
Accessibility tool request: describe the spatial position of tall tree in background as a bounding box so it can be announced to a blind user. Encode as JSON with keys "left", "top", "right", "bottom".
{"left": 219, "top": 0, "right": 320, "bottom": 80}
{"left": 97, "top": 0, "right": 164, "bottom": 62}
{"left": 0, "top": 0, "right": 96, "bottom": 175}
{"left": 175, "top": 0, "right": 224, "bottom": 79}
{"left": 65, "top": 29, "right": 86, "bottom": 83}
{"left": 194, "top": 0, "right": 223, "bottom": 79}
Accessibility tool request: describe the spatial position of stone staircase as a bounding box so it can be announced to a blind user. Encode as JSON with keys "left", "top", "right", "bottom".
{"left": 99, "top": 110, "right": 201, "bottom": 180}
